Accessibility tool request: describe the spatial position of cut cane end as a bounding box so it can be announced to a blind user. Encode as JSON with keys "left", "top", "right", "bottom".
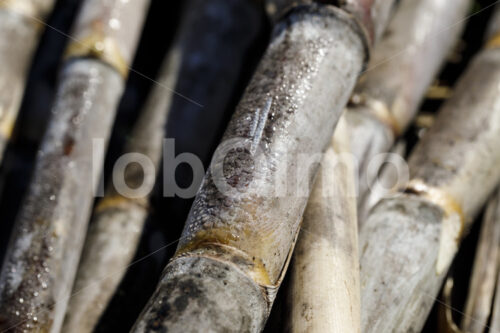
{"left": 401, "top": 181, "right": 465, "bottom": 275}
{"left": 272, "top": 3, "right": 371, "bottom": 66}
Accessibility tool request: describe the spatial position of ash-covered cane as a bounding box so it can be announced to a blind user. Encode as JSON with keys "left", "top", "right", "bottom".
{"left": 0, "top": 0, "right": 56, "bottom": 162}
{"left": 360, "top": 7, "right": 500, "bottom": 332}
{"left": 287, "top": 117, "right": 360, "bottom": 333}
{"left": 346, "top": 0, "right": 470, "bottom": 209}
{"left": 131, "top": 0, "right": 395, "bottom": 332}
{"left": 0, "top": 0, "right": 149, "bottom": 332}
{"left": 62, "top": 1, "right": 264, "bottom": 332}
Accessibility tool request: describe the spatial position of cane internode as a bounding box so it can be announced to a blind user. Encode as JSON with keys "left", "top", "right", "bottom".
{"left": 350, "top": 92, "right": 402, "bottom": 137}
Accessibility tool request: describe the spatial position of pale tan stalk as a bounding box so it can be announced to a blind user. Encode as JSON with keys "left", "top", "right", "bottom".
{"left": 288, "top": 118, "right": 359, "bottom": 333}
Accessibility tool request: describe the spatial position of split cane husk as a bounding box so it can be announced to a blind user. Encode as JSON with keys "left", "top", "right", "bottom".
{"left": 491, "top": 267, "right": 500, "bottom": 332}
{"left": 0, "top": 0, "right": 56, "bottom": 163}
{"left": 62, "top": 1, "right": 264, "bottom": 331}
{"left": 0, "top": 0, "right": 149, "bottom": 331}
{"left": 460, "top": 188, "right": 500, "bottom": 332}
{"left": 360, "top": 13, "right": 500, "bottom": 332}
{"left": 438, "top": 190, "right": 500, "bottom": 333}
{"left": 287, "top": 118, "right": 360, "bottom": 333}
{"left": 131, "top": 1, "right": 399, "bottom": 331}
{"left": 346, "top": 0, "right": 471, "bottom": 207}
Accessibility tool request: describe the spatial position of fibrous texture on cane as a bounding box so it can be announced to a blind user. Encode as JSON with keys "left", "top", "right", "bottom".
{"left": 62, "top": 0, "right": 264, "bottom": 332}
{"left": 0, "top": 0, "right": 149, "bottom": 332}
{"left": 288, "top": 118, "right": 360, "bottom": 333}
{"left": 0, "top": 0, "right": 56, "bottom": 163}
{"left": 131, "top": 0, "right": 397, "bottom": 331}
{"left": 360, "top": 10, "right": 500, "bottom": 332}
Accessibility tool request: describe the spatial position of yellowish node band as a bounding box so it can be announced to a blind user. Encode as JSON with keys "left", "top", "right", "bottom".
{"left": 95, "top": 195, "right": 148, "bottom": 213}
{"left": 350, "top": 93, "right": 401, "bottom": 137}
{"left": 65, "top": 33, "right": 129, "bottom": 79}
{"left": 0, "top": 110, "right": 16, "bottom": 140}
{"left": 486, "top": 32, "right": 500, "bottom": 49}
{"left": 176, "top": 240, "right": 273, "bottom": 287}
{"left": 405, "top": 179, "right": 465, "bottom": 233}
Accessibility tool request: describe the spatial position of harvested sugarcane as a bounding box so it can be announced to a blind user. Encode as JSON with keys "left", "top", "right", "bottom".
{"left": 460, "top": 188, "right": 500, "bottom": 333}
{"left": 0, "top": 0, "right": 56, "bottom": 162}
{"left": 62, "top": 1, "right": 265, "bottom": 331}
{"left": 0, "top": 0, "right": 149, "bottom": 331}
{"left": 359, "top": 9, "right": 500, "bottom": 332}
{"left": 287, "top": 118, "right": 360, "bottom": 333}
{"left": 345, "top": 0, "right": 470, "bottom": 207}
{"left": 131, "top": 0, "right": 396, "bottom": 331}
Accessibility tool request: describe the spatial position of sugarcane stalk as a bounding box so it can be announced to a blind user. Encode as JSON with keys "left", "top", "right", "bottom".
{"left": 287, "top": 117, "right": 360, "bottom": 333}
{"left": 0, "top": 0, "right": 56, "bottom": 162}
{"left": 0, "top": 0, "right": 149, "bottom": 332}
{"left": 359, "top": 9, "right": 500, "bottom": 332}
{"left": 131, "top": 1, "right": 396, "bottom": 331}
{"left": 62, "top": 1, "right": 265, "bottom": 332}
{"left": 345, "top": 0, "right": 470, "bottom": 208}
{"left": 459, "top": 188, "right": 500, "bottom": 332}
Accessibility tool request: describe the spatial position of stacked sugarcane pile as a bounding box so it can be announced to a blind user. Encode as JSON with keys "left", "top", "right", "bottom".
{"left": 0, "top": 0, "right": 499, "bottom": 332}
